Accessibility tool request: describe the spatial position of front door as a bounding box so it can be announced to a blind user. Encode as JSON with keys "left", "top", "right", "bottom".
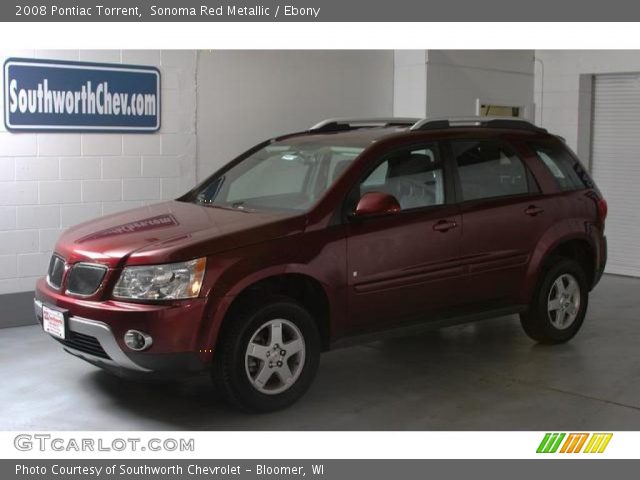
{"left": 346, "top": 143, "right": 463, "bottom": 333}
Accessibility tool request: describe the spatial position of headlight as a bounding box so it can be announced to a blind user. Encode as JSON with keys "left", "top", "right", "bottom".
{"left": 113, "top": 258, "right": 206, "bottom": 300}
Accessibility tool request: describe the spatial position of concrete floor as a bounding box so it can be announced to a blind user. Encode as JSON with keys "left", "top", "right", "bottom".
{"left": 1, "top": 274, "right": 639, "bottom": 430}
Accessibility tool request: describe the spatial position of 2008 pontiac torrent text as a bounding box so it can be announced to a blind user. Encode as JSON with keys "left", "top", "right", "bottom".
{"left": 16, "top": 5, "right": 321, "bottom": 19}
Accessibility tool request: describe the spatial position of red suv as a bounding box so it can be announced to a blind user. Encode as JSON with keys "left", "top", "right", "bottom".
{"left": 35, "top": 117, "right": 607, "bottom": 411}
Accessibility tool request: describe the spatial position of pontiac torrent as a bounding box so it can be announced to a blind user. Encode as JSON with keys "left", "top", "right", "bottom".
{"left": 35, "top": 117, "right": 608, "bottom": 411}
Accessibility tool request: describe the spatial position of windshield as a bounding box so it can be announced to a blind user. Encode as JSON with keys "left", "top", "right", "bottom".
{"left": 191, "top": 142, "right": 364, "bottom": 211}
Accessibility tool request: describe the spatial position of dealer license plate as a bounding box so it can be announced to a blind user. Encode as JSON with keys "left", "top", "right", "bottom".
{"left": 42, "top": 305, "right": 66, "bottom": 340}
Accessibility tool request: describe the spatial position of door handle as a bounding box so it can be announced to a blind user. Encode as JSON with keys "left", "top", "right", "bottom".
{"left": 524, "top": 205, "right": 545, "bottom": 216}
{"left": 433, "top": 219, "right": 457, "bottom": 232}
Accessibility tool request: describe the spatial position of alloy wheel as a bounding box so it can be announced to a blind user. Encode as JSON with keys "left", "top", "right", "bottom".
{"left": 547, "top": 273, "right": 581, "bottom": 330}
{"left": 244, "top": 319, "right": 306, "bottom": 395}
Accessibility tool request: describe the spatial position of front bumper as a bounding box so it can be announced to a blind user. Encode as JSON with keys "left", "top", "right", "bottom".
{"left": 35, "top": 298, "right": 152, "bottom": 373}
{"left": 34, "top": 282, "right": 208, "bottom": 379}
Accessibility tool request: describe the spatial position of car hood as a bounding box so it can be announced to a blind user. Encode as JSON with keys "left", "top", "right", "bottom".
{"left": 54, "top": 201, "right": 306, "bottom": 267}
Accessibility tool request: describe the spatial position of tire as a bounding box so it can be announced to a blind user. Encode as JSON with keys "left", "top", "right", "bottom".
{"left": 520, "top": 258, "right": 589, "bottom": 344}
{"left": 212, "top": 296, "right": 321, "bottom": 412}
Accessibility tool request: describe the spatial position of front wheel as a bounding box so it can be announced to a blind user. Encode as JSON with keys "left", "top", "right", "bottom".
{"left": 520, "top": 258, "right": 589, "bottom": 344}
{"left": 212, "top": 297, "right": 321, "bottom": 412}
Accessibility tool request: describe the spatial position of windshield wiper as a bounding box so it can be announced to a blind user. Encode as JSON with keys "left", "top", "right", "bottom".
{"left": 199, "top": 202, "right": 252, "bottom": 213}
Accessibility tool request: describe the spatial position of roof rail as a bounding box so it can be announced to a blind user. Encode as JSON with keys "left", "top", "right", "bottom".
{"left": 310, "top": 117, "right": 420, "bottom": 132}
{"left": 410, "top": 116, "right": 547, "bottom": 133}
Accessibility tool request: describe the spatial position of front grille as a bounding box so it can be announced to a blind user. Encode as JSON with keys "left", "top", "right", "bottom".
{"left": 47, "top": 255, "right": 65, "bottom": 289}
{"left": 55, "top": 331, "right": 110, "bottom": 360}
{"left": 66, "top": 263, "right": 107, "bottom": 296}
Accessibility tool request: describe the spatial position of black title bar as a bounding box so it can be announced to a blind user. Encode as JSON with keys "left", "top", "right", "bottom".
{"left": 6, "top": 0, "right": 640, "bottom": 21}
{"left": 5, "top": 459, "right": 640, "bottom": 480}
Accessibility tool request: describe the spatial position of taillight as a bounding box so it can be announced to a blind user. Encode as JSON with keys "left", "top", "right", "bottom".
{"left": 597, "top": 198, "right": 608, "bottom": 223}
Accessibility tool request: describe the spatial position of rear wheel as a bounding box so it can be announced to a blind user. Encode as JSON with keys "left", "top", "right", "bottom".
{"left": 520, "top": 258, "right": 589, "bottom": 344}
{"left": 212, "top": 297, "right": 321, "bottom": 412}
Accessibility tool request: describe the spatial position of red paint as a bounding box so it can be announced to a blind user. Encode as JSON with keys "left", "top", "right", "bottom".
{"left": 35, "top": 126, "right": 607, "bottom": 372}
{"left": 77, "top": 214, "right": 179, "bottom": 243}
{"left": 353, "top": 191, "right": 401, "bottom": 217}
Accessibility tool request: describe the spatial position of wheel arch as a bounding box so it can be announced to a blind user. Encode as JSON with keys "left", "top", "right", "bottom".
{"left": 543, "top": 237, "right": 597, "bottom": 285}
{"left": 523, "top": 233, "right": 598, "bottom": 303}
{"left": 209, "top": 270, "right": 334, "bottom": 354}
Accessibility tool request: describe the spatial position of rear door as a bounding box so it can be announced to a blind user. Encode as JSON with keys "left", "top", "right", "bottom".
{"left": 345, "top": 142, "right": 463, "bottom": 333}
{"left": 450, "top": 139, "right": 555, "bottom": 307}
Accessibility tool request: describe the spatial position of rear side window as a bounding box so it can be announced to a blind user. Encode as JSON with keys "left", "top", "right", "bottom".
{"left": 452, "top": 140, "right": 529, "bottom": 201}
{"left": 530, "top": 143, "right": 593, "bottom": 191}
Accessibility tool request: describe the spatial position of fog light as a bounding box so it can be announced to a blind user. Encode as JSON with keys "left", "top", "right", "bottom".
{"left": 124, "top": 330, "right": 153, "bottom": 351}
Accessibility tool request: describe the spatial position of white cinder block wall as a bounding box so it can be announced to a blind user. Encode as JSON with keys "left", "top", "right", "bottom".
{"left": 393, "top": 50, "right": 535, "bottom": 120}
{"left": 0, "top": 50, "right": 197, "bottom": 295}
{"left": 425, "top": 50, "right": 535, "bottom": 119}
{"left": 535, "top": 50, "right": 640, "bottom": 156}
{"left": 196, "top": 50, "right": 394, "bottom": 177}
{"left": 393, "top": 50, "right": 427, "bottom": 117}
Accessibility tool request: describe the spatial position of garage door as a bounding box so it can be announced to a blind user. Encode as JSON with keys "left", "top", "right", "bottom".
{"left": 592, "top": 74, "right": 640, "bottom": 277}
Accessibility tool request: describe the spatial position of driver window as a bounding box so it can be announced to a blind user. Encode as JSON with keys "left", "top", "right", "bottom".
{"left": 360, "top": 145, "right": 445, "bottom": 210}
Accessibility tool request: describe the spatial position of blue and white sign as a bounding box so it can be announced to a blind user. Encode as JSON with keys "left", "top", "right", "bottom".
{"left": 3, "top": 58, "right": 160, "bottom": 132}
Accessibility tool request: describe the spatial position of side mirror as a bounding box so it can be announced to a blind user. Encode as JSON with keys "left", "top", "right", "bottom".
{"left": 352, "top": 192, "right": 401, "bottom": 218}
